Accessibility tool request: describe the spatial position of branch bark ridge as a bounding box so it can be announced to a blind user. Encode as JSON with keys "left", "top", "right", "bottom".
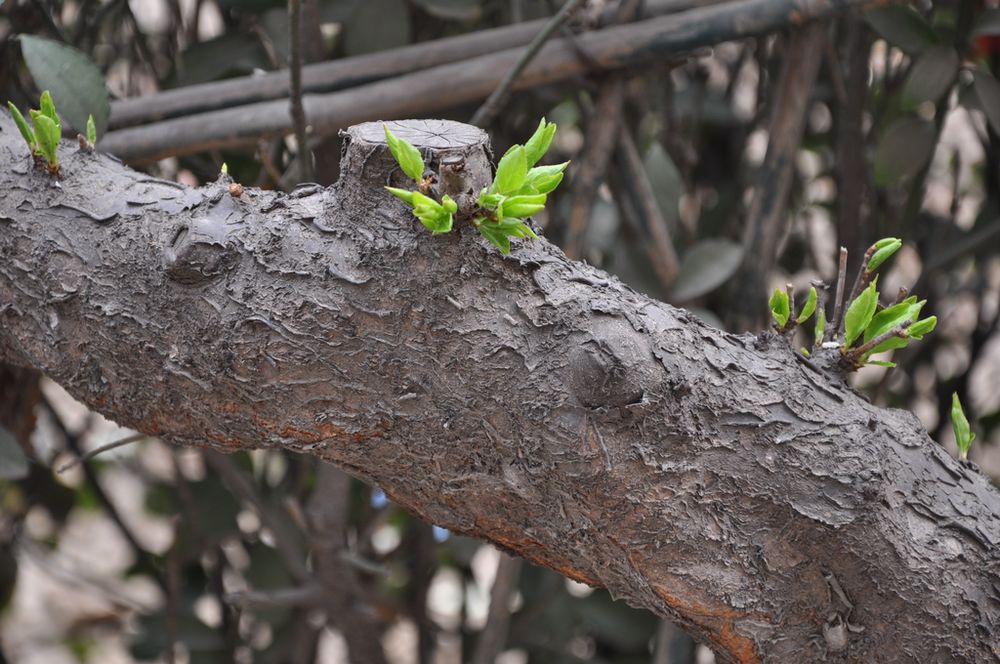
{"left": 1, "top": 114, "right": 999, "bottom": 662}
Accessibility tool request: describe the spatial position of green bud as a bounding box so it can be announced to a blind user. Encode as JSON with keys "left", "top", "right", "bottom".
{"left": 523, "top": 118, "right": 557, "bottom": 167}
{"left": 951, "top": 392, "right": 975, "bottom": 460}
{"left": 385, "top": 186, "right": 415, "bottom": 205}
{"left": 868, "top": 239, "right": 902, "bottom": 272}
{"left": 492, "top": 145, "right": 527, "bottom": 195}
{"left": 384, "top": 124, "right": 425, "bottom": 182}
{"left": 796, "top": 286, "right": 817, "bottom": 324}
{"left": 39, "top": 90, "right": 59, "bottom": 125}
{"left": 769, "top": 288, "right": 790, "bottom": 329}
{"left": 502, "top": 194, "right": 547, "bottom": 218}
{"left": 908, "top": 315, "right": 937, "bottom": 339}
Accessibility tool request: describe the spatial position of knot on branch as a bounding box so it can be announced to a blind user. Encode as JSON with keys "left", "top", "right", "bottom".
{"left": 165, "top": 215, "right": 239, "bottom": 285}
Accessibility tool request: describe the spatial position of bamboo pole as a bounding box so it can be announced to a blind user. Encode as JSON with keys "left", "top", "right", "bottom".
{"left": 100, "top": 0, "right": 896, "bottom": 163}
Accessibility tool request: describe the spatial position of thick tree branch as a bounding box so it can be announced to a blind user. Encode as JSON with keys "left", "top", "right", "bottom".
{"left": 1, "top": 115, "right": 998, "bottom": 663}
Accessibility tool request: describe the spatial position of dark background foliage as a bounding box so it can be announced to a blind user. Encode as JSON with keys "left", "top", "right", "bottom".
{"left": 1, "top": 0, "right": 998, "bottom": 662}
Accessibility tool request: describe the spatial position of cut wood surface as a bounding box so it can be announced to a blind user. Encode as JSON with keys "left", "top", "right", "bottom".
{"left": 2, "top": 116, "right": 999, "bottom": 663}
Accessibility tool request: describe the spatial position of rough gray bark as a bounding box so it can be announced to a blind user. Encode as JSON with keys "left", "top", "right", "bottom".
{"left": 1, "top": 115, "right": 999, "bottom": 663}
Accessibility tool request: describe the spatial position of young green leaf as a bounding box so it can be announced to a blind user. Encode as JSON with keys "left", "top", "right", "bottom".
{"left": 873, "top": 237, "right": 900, "bottom": 250}
{"left": 867, "top": 360, "right": 897, "bottom": 368}
{"left": 814, "top": 308, "right": 826, "bottom": 343}
{"left": 492, "top": 145, "right": 527, "bottom": 195}
{"left": 478, "top": 220, "right": 512, "bottom": 254}
{"left": 908, "top": 315, "right": 937, "bottom": 339}
{"left": 769, "top": 288, "right": 790, "bottom": 328}
{"left": 497, "top": 218, "right": 538, "bottom": 239}
{"left": 86, "top": 113, "right": 97, "bottom": 145}
{"left": 523, "top": 118, "right": 557, "bottom": 167}
{"left": 951, "top": 392, "right": 975, "bottom": 460}
{"left": 796, "top": 286, "right": 817, "bottom": 324}
{"left": 419, "top": 209, "right": 453, "bottom": 235}
{"left": 441, "top": 195, "right": 457, "bottom": 214}
{"left": 868, "top": 238, "right": 902, "bottom": 272}
{"left": 843, "top": 280, "right": 879, "bottom": 347}
{"left": 411, "top": 191, "right": 443, "bottom": 215}
{"left": 501, "top": 194, "right": 546, "bottom": 219}
{"left": 384, "top": 124, "right": 425, "bottom": 182}
{"left": 39, "top": 90, "right": 59, "bottom": 124}
{"left": 865, "top": 335, "right": 911, "bottom": 359}
{"left": 7, "top": 102, "right": 36, "bottom": 150}
{"left": 478, "top": 191, "right": 504, "bottom": 210}
{"left": 220, "top": 162, "right": 228, "bottom": 174}
{"left": 863, "top": 298, "right": 923, "bottom": 343}
{"left": 522, "top": 162, "right": 569, "bottom": 194}
{"left": 32, "top": 113, "right": 61, "bottom": 165}
{"left": 409, "top": 191, "right": 452, "bottom": 234}
{"left": 385, "top": 186, "right": 415, "bottom": 205}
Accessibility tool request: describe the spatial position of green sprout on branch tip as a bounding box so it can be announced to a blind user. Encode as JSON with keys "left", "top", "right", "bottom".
{"left": 383, "top": 119, "right": 568, "bottom": 254}
{"left": 78, "top": 113, "right": 97, "bottom": 151}
{"left": 8, "top": 90, "right": 62, "bottom": 175}
{"left": 951, "top": 393, "right": 976, "bottom": 461}
{"left": 768, "top": 237, "right": 936, "bottom": 370}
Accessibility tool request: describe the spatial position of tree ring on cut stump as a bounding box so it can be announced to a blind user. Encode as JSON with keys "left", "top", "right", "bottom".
{"left": 340, "top": 119, "right": 493, "bottom": 211}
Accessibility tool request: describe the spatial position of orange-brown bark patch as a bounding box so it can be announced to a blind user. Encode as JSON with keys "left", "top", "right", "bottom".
{"left": 251, "top": 411, "right": 388, "bottom": 444}
{"left": 472, "top": 513, "right": 603, "bottom": 588}
{"left": 384, "top": 491, "right": 604, "bottom": 589}
{"left": 652, "top": 582, "right": 763, "bottom": 664}
{"left": 205, "top": 430, "right": 246, "bottom": 448}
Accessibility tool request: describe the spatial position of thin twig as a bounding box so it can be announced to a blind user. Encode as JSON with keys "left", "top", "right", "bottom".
{"left": 834, "top": 11, "right": 871, "bottom": 261}
{"left": 56, "top": 432, "right": 148, "bottom": 473}
{"left": 470, "top": 0, "right": 586, "bottom": 127}
{"left": 166, "top": 521, "right": 180, "bottom": 664}
{"left": 41, "top": 396, "right": 168, "bottom": 594}
{"left": 829, "top": 246, "right": 848, "bottom": 341}
{"left": 783, "top": 282, "right": 796, "bottom": 334}
{"left": 18, "top": 539, "right": 155, "bottom": 611}
{"left": 726, "top": 20, "right": 826, "bottom": 330}
{"left": 652, "top": 619, "right": 695, "bottom": 664}
{"left": 812, "top": 279, "right": 828, "bottom": 348}
{"left": 565, "top": 79, "right": 625, "bottom": 258}
{"left": 109, "top": 0, "right": 723, "bottom": 129}
{"left": 103, "top": 0, "right": 882, "bottom": 162}
{"left": 306, "top": 462, "right": 389, "bottom": 664}
{"left": 470, "top": 553, "right": 523, "bottom": 664}
{"left": 204, "top": 450, "right": 311, "bottom": 582}
{"left": 823, "top": 32, "right": 848, "bottom": 107}
{"left": 225, "top": 584, "right": 326, "bottom": 610}
{"left": 842, "top": 242, "right": 876, "bottom": 326}
{"left": 843, "top": 320, "right": 912, "bottom": 366}
{"left": 288, "top": 0, "right": 313, "bottom": 182}
{"left": 615, "top": 124, "right": 680, "bottom": 288}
